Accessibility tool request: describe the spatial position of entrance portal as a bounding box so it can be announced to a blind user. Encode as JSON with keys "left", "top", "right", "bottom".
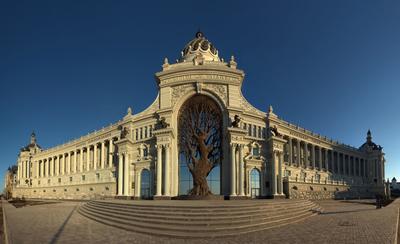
{"left": 140, "top": 169, "right": 151, "bottom": 199}
{"left": 250, "top": 168, "right": 261, "bottom": 198}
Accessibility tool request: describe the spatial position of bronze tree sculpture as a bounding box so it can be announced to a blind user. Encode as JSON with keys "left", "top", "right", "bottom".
{"left": 178, "top": 95, "right": 222, "bottom": 196}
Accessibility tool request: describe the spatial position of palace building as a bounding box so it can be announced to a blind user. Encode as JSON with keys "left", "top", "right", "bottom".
{"left": 12, "top": 32, "right": 386, "bottom": 200}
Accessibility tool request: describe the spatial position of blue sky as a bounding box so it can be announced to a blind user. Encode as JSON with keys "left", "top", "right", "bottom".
{"left": 1, "top": 0, "right": 399, "bottom": 189}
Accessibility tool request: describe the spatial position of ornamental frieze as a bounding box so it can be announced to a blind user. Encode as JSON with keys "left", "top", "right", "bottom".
{"left": 171, "top": 83, "right": 228, "bottom": 106}
{"left": 289, "top": 131, "right": 321, "bottom": 144}
{"left": 162, "top": 74, "right": 239, "bottom": 85}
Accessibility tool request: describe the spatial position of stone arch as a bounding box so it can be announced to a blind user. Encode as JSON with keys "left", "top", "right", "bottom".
{"left": 177, "top": 94, "right": 224, "bottom": 196}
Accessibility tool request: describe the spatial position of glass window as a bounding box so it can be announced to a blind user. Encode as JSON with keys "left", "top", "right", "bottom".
{"left": 252, "top": 146, "right": 260, "bottom": 156}
{"left": 141, "top": 169, "right": 151, "bottom": 199}
{"left": 250, "top": 169, "right": 260, "bottom": 198}
{"left": 82, "top": 175, "right": 85, "bottom": 181}
{"left": 135, "top": 129, "right": 138, "bottom": 140}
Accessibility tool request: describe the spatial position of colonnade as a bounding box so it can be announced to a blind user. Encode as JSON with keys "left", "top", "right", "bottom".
{"left": 285, "top": 137, "right": 368, "bottom": 178}
{"left": 17, "top": 138, "right": 115, "bottom": 183}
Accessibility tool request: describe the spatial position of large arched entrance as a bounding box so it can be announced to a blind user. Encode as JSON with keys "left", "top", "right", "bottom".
{"left": 178, "top": 94, "right": 222, "bottom": 196}
{"left": 140, "top": 169, "right": 151, "bottom": 199}
{"left": 250, "top": 168, "right": 261, "bottom": 198}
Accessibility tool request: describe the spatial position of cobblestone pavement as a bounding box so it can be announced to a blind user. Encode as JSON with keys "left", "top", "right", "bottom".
{"left": 2, "top": 199, "right": 399, "bottom": 244}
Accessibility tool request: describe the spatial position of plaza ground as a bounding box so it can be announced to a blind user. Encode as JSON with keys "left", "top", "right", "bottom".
{"left": 2, "top": 198, "right": 399, "bottom": 244}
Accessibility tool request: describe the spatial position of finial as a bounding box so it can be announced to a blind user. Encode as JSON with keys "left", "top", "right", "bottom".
{"left": 367, "top": 129, "right": 372, "bottom": 142}
{"left": 195, "top": 29, "right": 203, "bottom": 38}
{"left": 162, "top": 57, "right": 170, "bottom": 70}
{"left": 268, "top": 105, "right": 274, "bottom": 114}
{"left": 127, "top": 107, "right": 132, "bottom": 116}
{"left": 164, "top": 57, "right": 169, "bottom": 65}
{"left": 231, "top": 55, "right": 235, "bottom": 62}
{"left": 30, "top": 131, "right": 36, "bottom": 144}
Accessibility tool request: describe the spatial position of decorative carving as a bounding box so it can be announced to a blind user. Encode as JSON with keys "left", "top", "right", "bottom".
{"left": 161, "top": 74, "right": 240, "bottom": 85}
{"left": 202, "top": 83, "right": 227, "bottom": 105}
{"left": 172, "top": 84, "right": 194, "bottom": 105}
{"left": 231, "top": 114, "right": 241, "bottom": 128}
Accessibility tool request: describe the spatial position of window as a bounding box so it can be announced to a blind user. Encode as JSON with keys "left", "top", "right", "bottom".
{"left": 69, "top": 177, "right": 73, "bottom": 182}
{"left": 48, "top": 179, "right": 51, "bottom": 183}
{"left": 258, "top": 126, "right": 261, "bottom": 138}
{"left": 248, "top": 124, "right": 252, "bottom": 135}
{"left": 144, "top": 127, "right": 148, "bottom": 138}
{"left": 253, "top": 126, "right": 257, "bottom": 137}
{"left": 135, "top": 129, "right": 139, "bottom": 140}
{"left": 143, "top": 147, "right": 148, "bottom": 157}
{"left": 140, "top": 128, "right": 143, "bottom": 139}
{"left": 82, "top": 175, "right": 85, "bottom": 181}
{"left": 58, "top": 178, "right": 61, "bottom": 183}
{"left": 252, "top": 146, "right": 260, "bottom": 156}
{"left": 149, "top": 126, "right": 153, "bottom": 137}
{"left": 38, "top": 180, "right": 40, "bottom": 185}
{"left": 96, "top": 173, "right": 100, "bottom": 179}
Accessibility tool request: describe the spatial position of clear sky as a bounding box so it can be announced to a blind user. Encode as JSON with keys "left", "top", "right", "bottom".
{"left": 1, "top": 1, "right": 399, "bottom": 189}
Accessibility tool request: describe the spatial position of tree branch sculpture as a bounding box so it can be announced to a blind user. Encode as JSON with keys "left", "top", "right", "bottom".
{"left": 178, "top": 95, "right": 222, "bottom": 196}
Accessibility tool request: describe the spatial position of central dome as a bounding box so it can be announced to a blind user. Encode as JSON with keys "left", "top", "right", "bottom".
{"left": 180, "top": 31, "right": 220, "bottom": 63}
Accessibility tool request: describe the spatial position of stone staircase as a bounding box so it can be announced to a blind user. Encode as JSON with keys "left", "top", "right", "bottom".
{"left": 78, "top": 199, "right": 322, "bottom": 238}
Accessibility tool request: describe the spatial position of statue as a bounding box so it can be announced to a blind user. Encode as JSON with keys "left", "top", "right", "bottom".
{"left": 155, "top": 114, "right": 170, "bottom": 129}
{"left": 118, "top": 125, "right": 129, "bottom": 139}
{"left": 231, "top": 115, "right": 241, "bottom": 128}
{"left": 269, "top": 125, "right": 282, "bottom": 137}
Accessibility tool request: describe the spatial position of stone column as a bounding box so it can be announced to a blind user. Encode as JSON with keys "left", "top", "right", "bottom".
{"left": 86, "top": 147, "right": 90, "bottom": 171}
{"left": 49, "top": 158, "right": 53, "bottom": 176}
{"left": 239, "top": 145, "right": 245, "bottom": 196}
{"left": 318, "top": 147, "right": 322, "bottom": 170}
{"left": 123, "top": 153, "right": 130, "bottom": 196}
{"left": 73, "top": 151, "right": 77, "bottom": 173}
{"left": 44, "top": 160, "right": 47, "bottom": 177}
{"left": 22, "top": 161, "right": 25, "bottom": 178}
{"left": 118, "top": 154, "right": 123, "bottom": 195}
{"left": 358, "top": 158, "right": 361, "bottom": 177}
{"left": 230, "top": 143, "right": 237, "bottom": 196}
{"left": 156, "top": 145, "right": 162, "bottom": 196}
{"left": 164, "top": 145, "right": 170, "bottom": 196}
{"left": 304, "top": 143, "right": 308, "bottom": 168}
{"left": 297, "top": 140, "right": 301, "bottom": 167}
{"left": 271, "top": 151, "right": 278, "bottom": 195}
{"left": 61, "top": 155, "right": 65, "bottom": 175}
{"left": 55, "top": 156, "right": 59, "bottom": 176}
{"left": 135, "top": 170, "right": 141, "bottom": 198}
{"left": 324, "top": 149, "right": 328, "bottom": 171}
{"left": 93, "top": 144, "right": 97, "bottom": 170}
{"left": 35, "top": 160, "right": 39, "bottom": 178}
{"left": 288, "top": 138, "right": 293, "bottom": 166}
{"left": 109, "top": 139, "right": 114, "bottom": 168}
{"left": 278, "top": 151, "right": 284, "bottom": 194}
{"left": 101, "top": 141, "right": 105, "bottom": 169}
{"left": 80, "top": 149, "right": 84, "bottom": 172}
{"left": 66, "top": 153, "right": 71, "bottom": 174}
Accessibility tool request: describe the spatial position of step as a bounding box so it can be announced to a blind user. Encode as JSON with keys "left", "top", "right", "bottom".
{"left": 78, "top": 206, "right": 317, "bottom": 238}
{"left": 83, "top": 201, "right": 317, "bottom": 222}
{"left": 81, "top": 204, "right": 314, "bottom": 227}
{"left": 87, "top": 200, "right": 316, "bottom": 216}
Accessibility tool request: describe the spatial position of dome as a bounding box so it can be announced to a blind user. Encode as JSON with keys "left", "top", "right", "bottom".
{"left": 180, "top": 31, "right": 220, "bottom": 63}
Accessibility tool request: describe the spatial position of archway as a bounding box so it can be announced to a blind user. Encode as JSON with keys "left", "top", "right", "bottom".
{"left": 250, "top": 168, "right": 261, "bottom": 198}
{"left": 140, "top": 169, "right": 151, "bottom": 199}
{"left": 178, "top": 94, "right": 222, "bottom": 196}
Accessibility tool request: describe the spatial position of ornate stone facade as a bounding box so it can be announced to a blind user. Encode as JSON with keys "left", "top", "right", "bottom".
{"left": 12, "top": 32, "right": 386, "bottom": 200}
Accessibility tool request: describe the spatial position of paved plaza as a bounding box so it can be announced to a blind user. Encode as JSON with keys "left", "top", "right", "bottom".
{"left": 2, "top": 199, "right": 399, "bottom": 244}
